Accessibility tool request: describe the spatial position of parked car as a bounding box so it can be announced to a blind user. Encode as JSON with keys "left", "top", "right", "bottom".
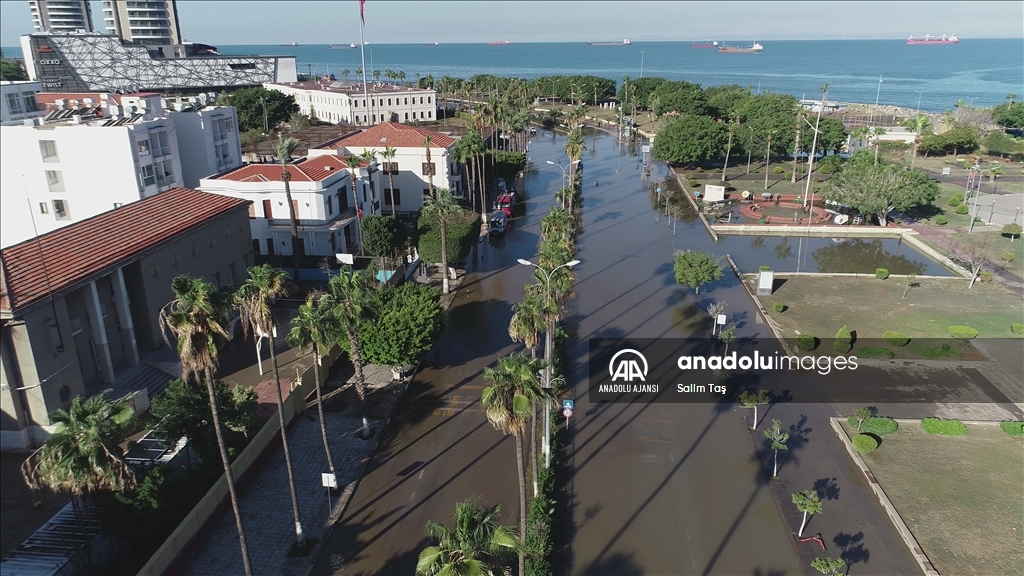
{"left": 488, "top": 210, "right": 507, "bottom": 233}
{"left": 495, "top": 194, "right": 515, "bottom": 216}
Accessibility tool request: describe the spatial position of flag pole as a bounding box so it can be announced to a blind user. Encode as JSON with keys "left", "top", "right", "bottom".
{"left": 358, "top": 0, "right": 369, "bottom": 127}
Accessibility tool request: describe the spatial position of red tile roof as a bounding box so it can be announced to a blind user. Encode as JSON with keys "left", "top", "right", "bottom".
{"left": 212, "top": 155, "right": 362, "bottom": 183}
{"left": 319, "top": 122, "right": 456, "bottom": 150}
{"left": 0, "top": 188, "right": 249, "bottom": 315}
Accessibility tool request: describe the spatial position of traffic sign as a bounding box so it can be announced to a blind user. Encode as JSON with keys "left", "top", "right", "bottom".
{"left": 562, "top": 408, "right": 574, "bottom": 419}
{"left": 562, "top": 399, "right": 574, "bottom": 410}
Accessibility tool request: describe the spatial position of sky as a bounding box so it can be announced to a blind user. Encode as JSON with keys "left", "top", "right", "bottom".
{"left": 2, "top": 0, "right": 1021, "bottom": 47}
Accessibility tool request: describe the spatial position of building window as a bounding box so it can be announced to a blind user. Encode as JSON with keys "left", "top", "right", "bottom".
{"left": 420, "top": 111, "right": 424, "bottom": 119}
{"left": 213, "top": 271, "right": 221, "bottom": 289}
{"left": 427, "top": 96, "right": 432, "bottom": 104}
{"left": 428, "top": 110, "right": 432, "bottom": 119}
{"left": 137, "top": 138, "right": 151, "bottom": 156}
{"left": 59, "top": 385, "right": 71, "bottom": 402}
{"left": 45, "top": 170, "right": 64, "bottom": 192}
{"left": 383, "top": 162, "right": 399, "bottom": 175}
{"left": 388, "top": 98, "right": 392, "bottom": 106}
{"left": 327, "top": 195, "right": 334, "bottom": 215}
{"left": 263, "top": 199, "right": 273, "bottom": 218}
{"left": 39, "top": 202, "right": 49, "bottom": 214}
{"left": 23, "top": 94, "right": 38, "bottom": 112}
{"left": 6, "top": 93, "right": 23, "bottom": 115}
{"left": 52, "top": 199, "right": 70, "bottom": 220}
{"left": 405, "top": 112, "right": 409, "bottom": 120}
{"left": 141, "top": 165, "right": 156, "bottom": 186}
{"left": 39, "top": 140, "right": 58, "bottom": 162}
{"left": 422, "top": 162, "right": 436, "bottom": 176}
{"left": 248, "top": 204, "right": 255, "bottom": 219}
{"left": 404, "top": 97, "right": 408, "bottom": 105}
{"left": 384, "top": 189, "right": 401, "bottom": 205}
{"left": 113, "top": 202, "right": 123, "bottom": 208}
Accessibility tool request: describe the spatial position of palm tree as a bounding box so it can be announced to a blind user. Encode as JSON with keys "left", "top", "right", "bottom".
{"left": 507, "top": 293, "right": 546, "bottom": 497}
{"left": 22, "top": 393, "right": 138, "bottom": 498}
{"left": 360, "top": 149, "right": 378, "bottom": 215}
{"left": 422, "top": 135, "right": 436, "bottom": 196}
{"left": 421, "top": 188, "right": 462, "bottom": 294}
{"left": 482, "top": 353, "right": 547, "bottom": 576}
{"left": 763, "top": 131, "right": 774, "bottom": 190}
{"left": 384, "top": 68, "right": 394, "bottom": 84}
{"left": 850, "top": 126, "right": 870, "bottom": 151}
{"left": 379, "top": 146, "right": 398, "bottom": 215}
{"left": 274, "top": 136, "right": 302, "bottom": 281}
{"left": 234, "top": 264, "right": 306, "bottom": 548}
{"left": 1008, "top": 93, "right": 1018, "bottom": 105}
{"left": 158, "top": 276, "right": 253, "bottom": 575}
{"left": 905, "top": 114, "right": 932, "bottom": 169}
{"left": 791, "top": 112, "right": 803, "bottom": 183}
{"left": 564, "top": 128, "right": 586, "bottom": 211}
{"left": 416, "top": 498, "right": 519, "bottom": 576}
{"left": 872, "top": 126, "right": 887, "bottom": 165}
{"left": 342, "top": 68, "right": 350, "bottom": 81}
{"left": 328, "top": 267, "right": 373, "bottom": 438}
{"left": 372, "top": 69, "right": 381, "bottom": 83}
{"left": 722, "top": 116, "right": 739, "bottom": 183}
{"left": 397, "top": 71, "right": 406, "bottom": 85}
{"left": 355, "top": 66, "right": 362, "bottom": 78}
{"left": 344, "top": 154, "right": 365, "bottom": 256}
{"left": 287, "top": 291, "right": 338, "bottom": 481}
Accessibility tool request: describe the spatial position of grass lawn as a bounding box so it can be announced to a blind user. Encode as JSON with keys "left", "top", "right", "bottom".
{"left": 840, "top": 422, "right": 1024, "bottom": 576}
{"left": 919, "top": 182, "right": 979, "bottom": 228}
{"left": 756, "top": 276, "right": 1024, "bottom": 357}
{"left": 950, "top": 230, "right": 1024, "bottom": 276}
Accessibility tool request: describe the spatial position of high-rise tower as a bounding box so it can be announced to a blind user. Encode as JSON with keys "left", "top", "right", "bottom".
{"left": 102, "top": 0, "right": 182, "bottom": 46}
{"left": 29, "top": 0, "right": 94, "bottom": 33}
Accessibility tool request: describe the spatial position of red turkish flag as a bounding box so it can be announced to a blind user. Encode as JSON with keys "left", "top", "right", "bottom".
{"left": 360, "top": 0, "right": 366, "bottom": 25}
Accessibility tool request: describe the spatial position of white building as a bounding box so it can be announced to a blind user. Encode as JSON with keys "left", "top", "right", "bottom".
{"left": 265, "top": 81, "right": 437, "bottom": 126}
{"left": 102, "top": 0, "right": 182, "bottom": 46}
{"left": 29, "top": 0, "right": 94, "bottom": 33}
{"left": 1, "top": 81, "right": 45, "bottom": 125}
{"left": 199, "top": 154, "right": 383, "bottom": 258}
{"left": 308, "top": 122, "right": 462, "bottom": 213}
{"left": 0, "top": 92, "right": 243, "bottom": 247}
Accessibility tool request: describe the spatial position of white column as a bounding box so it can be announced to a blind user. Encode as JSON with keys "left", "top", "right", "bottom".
{"left": 112, "top": 268, "right": 140, "bottom": 366}
{"left": 85, "top": 281, "right": 115, "bottom": 383}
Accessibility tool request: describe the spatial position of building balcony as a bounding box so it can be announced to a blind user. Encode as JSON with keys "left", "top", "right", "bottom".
{"left": 267, "top": 207, "right": 356, "bottom": 231}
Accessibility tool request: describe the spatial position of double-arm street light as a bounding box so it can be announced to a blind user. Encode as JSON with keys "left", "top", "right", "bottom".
{"left": 546, "top": 160, "right": 570, "bottom": 188}
{"left": 915, "top": 89, "right": 928, "bottom": 115}
{"left": 517, "top": 257, "right": 580, "bottom": 468}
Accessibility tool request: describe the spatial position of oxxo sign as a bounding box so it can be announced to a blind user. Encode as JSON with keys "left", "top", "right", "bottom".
{"left": 39, "top": 59, "right": 62, "bottom": 65}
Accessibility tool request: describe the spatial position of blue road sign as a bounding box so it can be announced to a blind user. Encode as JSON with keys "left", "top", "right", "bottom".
{"left": 562, "top": 399, "right": 574, "bottom": 410}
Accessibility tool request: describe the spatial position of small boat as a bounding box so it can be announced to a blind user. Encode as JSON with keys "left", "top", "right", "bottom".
{"left": 690, "top": 40, "right": 719, "bottom": 48}
{"left": 495, "top": 193, "right": 515, "bottom": 216}
{"left": 719, "top": 42, "right": 763, "bottom": 53}
{"left": 279, "top": 42, "right": 299, "bottom": 46}
{"left": 587, "top": 39, "right": 632, "bottom": 46}
{"left": 488, "top": 211, "right": 508, "bottom": 233}
{"left": 422, "top": 42, "right": 439, "bottom": 47}
{"left": 328, "top": 43, "right": 357, "bottom": 49}
{"left": 907, "top": 34, "right": 959, "bottom": 45}
{"left": 487, "top": 40, "right": 511, "bottom": 45}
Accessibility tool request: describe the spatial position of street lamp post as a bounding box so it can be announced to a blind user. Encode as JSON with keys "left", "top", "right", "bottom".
{"left": 546, "top": 160, "right": 570, "bottom": 188}
{"left": 915, "top": 90, "right": 928, "bottom": 115}
{"left": 640, "top": 50, "right": 645, "bottom": 78}
{"left": 517, "top": 257, "right": 580, "bottom": 469}
{"left": 871, "top": 76, "right": 882, "bottom": 123}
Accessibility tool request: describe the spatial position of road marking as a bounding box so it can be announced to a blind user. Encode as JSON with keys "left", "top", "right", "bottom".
{"left": 418, "top": 469, "right": 425, "bottom": 480}
{"left": 410, "top": 491, "right": 416, "bottom": 502}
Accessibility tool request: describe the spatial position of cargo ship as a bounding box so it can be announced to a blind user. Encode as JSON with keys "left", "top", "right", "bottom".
{"left": 719, "top": 42, "right": 763, "bottom": 53}
{"left": 328, "top": 43, "right": 357, "bottom": 49}
{"left": 907, "top": 34, "right": 959, "bottom": 45}
{"left": 422, "top": 42, "right": 439, "bottom": 46}
{"left": 487, "top": 40, "right": 511, "bottom": 45}
{"left": 690, "top": 40, "right": 719, "bottom": 48}
{"left": 587, "top": 38, "right": 632, "bottom": 46}
{"left": 279, "top": 42, "right": 298, "bottom": 46}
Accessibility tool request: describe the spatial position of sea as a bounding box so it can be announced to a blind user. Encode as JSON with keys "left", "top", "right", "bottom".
{"left": 5, "top": 39, "right": 1022, "bottom": 113}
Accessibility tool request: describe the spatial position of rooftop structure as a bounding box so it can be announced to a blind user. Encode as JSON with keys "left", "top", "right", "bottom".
{"left": 28, "top": 0, "right": 94, "bottom": 33}
{"left": 102, "top": 0, "right": 182, "bottom": 46}
{"left": 266, "top": 80, "right": 437, "bottom": 126}
{"left": 1, "top": 80, "right": 45, "bottom": 125}
{"left": 20, "top": 32, "right": 297, "bottom": 93}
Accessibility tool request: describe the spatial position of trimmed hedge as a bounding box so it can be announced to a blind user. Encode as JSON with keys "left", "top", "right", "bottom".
{"left": 923, "top": 343, "right": 960, "bottom": 359}
{"left": 1002, "top": 251, "right": 1016, "bottom": 262}
{"left": 883, "top": 331, "right": 910, "bottom": 347}
{"left": 948, "top": 325, "right": 979, "bottom": 341}
{"left": 862, "top": 416, "right": 898, "bottom": 435}
{"left": 979, "top": 271, "right": 993, "bottom": 283}
{"left": 921, "top": 417, "right": 968, "bottom": 436}
{"left": 859, "top": 346, "right": 894, "bottom": 358}
{"left": 1003, "top": 223, "right": 1023, "bottom": 239}
{"left": 875, "top": 268, "right": 889, "bottom": 279}
{"left": 1012, "top": 323, "right": 1024, "bottom": 335}
{"left": 947, "top": 193, "right": 963, "bottom": 206}
{"left": 834, "top": 325, "right": 852, "bottom": 353}
{"left": 852, "top": 433, "right": 880, "bottom": 453}
{"left": 934, "top": 215, "right": 948, "bottom": 225}
{"left": 796, "top": 334, "right": 817, "bottom": 352}
{"left": 955, "top": 204, "right": 970, "bottom": 215}
{"left": 999, "top": 421, "right": 1024, "bottom": 437}
{"left": 759, "top": 265, "right": 771, "bottom": 271}
{"left": 773, "top": 166, "right": 785, "bottom": 174}
{"left": 774, "top": 302, "right": 786, "bottom": 313}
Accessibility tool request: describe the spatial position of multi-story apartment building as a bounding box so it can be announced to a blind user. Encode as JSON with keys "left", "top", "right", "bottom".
{"left": 1, "top": 81, "right": 45, "bottom": 125}
{"left": 308, "top": 122, "right": 462, "bottom": 213}
{"left": 265, "top": 81, "right": 438, "bottom": 126}
{"left": 199, "top": 154, "right": 383, "bottom": 259}
{"left": 0, "top": 92, "right": 243, "bottom": 247}
{"left": 102, "top": 0, "right": 181, "bottom": 46}
{"left": 28, "top": 0, "right": 94, "bottom": 33}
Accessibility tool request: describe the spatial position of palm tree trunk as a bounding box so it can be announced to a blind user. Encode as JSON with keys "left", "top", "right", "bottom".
{"left": 798, "top": 510, "right": 809, "bottom": 537}
{"left": 531, "top": 399, "right": 538, "bottom": 497}
{"left": 773, "top": 449, "right": 779, "bottom": 478}
{"left": 722, "top": 128, "right": 734, "bottom": 183}
{"left": 267, "top": 334, "right": 305, "bottom": 547}
{"left": 791, "top": 126, "right": 802, "bottom": 183}
{"left": 205, "top": 367, "right": 253, "bottom": 576}
{"left": 283, "top": 176, "right": 301, "bottom": 282}
{"left": 515, "top": 431, "right": 527, "bottom": 576}
{"left": 753, "top": 405, "right": 758, "bottom": 430}
{"left": 439, "top": 219, "right": 450, "bottom": 294}
{"left": 347, "top": 329, "right": 371, "bottom": 438}
{"left": 313, "top": 345, "right": 336, "bottom": 477}
{"left": 387, "top": 172, "right": 397, "bottom": 216}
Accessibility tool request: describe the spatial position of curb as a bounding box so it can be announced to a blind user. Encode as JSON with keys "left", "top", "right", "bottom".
{"left": 672, "top": 173, "right": 719, "bottom": 241}
{"left": 829, "top": 418, "right": 940, "bottom": 576}
{"left": 725, "top": 254, "right": 796, "bottom": 356}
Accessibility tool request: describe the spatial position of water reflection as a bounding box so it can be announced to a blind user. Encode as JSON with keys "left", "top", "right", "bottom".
{"left": 717, "top": 236, "right": 950, "bottom": 275}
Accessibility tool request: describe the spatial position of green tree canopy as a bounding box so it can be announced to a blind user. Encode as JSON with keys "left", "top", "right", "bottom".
{"left": 918, "top": 126, "right": 980, "bottom": 157}
{"left": 736, "top": 93, "right": 800, "bottom": 153}
{"left": 417, "top": 209, "right": 481, "bottom": 264}
{"left": 704, "top": 84, "right": 754, "bottom": 119}
{"left": 358, "top": 282, "right": 445, "bottom": 370}
{"left": 150, "top": 379, "right": 258, "bottom": 463}
{"left": 821, "top": 163, "right": 938, "bottom": 226}
{"left": 653, "top": 115, "right": 730, "bottom": 165}
{"left": 616, "top": 77, "right": 669, "bottom": 109}
{"left": 416, "top": 498, "right": 519, "bottom": 576}
{"left": 815, "top": 117, "right": 848, "bottom": 155}
{"left": 990, "top": 101, "right": 1024, "bottom": 129}
{"left": 983, "top": 131, "right": 1023, "bottom": 158}
{"left": 652, "top": 80, "right": 709, "bottom": 117}
{"left": 0, "top": 50, "right": 29, "bottom": 81}
{"left": 672, "top": 249, "right": 725, "bottom": 294}
{"left": 220, "top": 87, "right": 299, "bottom": 133}
{"left": 360, "top": 215, "right": 405, "bottom": 258}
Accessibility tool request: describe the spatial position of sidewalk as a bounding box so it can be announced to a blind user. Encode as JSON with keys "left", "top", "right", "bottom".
{"left": 903, "top": 219, "right": 1024, "bottom": 293}
{"left": 180, "top": 267, "right": 465, "bottom": 576}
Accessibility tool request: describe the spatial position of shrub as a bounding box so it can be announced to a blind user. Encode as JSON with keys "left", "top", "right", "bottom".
{"left": 713, "top": 167, "right": 721, "bottom": 173}
{"left": 796, "top": 334, "right": 817, "bottom": 352}
{"left": 759, "top": 265, "right": 771, "bottom": 271}
{"left": 948, "top": 325, "right": 979, "bottom": 341}
{"left": 948, "top": 193, "right": 964, "bottom": 207}
{"left": 999, "top": 421, "right": 1024, "bottom": 437}
{"left": 834, "top": 325, "right": 852, "bottom": 353}
{"left": 852, "top": 433, "right": 880, "bottom": 453}
{"left": 934, "top": 215, "right": 948, "bottom": 225}
{"left": 923, "top": 343, "right": 960, "bottom": 359}
{"left": 955, "top": 204, "right": 970, "bottom": 215}
{"left": 979, "top": 271, "right": 993, "bottom": 283}
{"left": 688, "top": 179, "right": 699, "bottom": 187}
{"left": 862, "top": 417, "right": 898, "bottom": 435}
{"left": 920, "top": 417, "right": 968, "bottom": 436}
{"left": 875, "top": 268, "right": 889, "bottom": 279}
{"left": 1002, "top": 251, "right": 1016, "bottom": 262}
{"left": 859, "top": 346, "right": 894, "bottom": 358}
{"left": 1003, "top": 223, "right": 1023, "bottom": 239}
{"left": 1013, "top": 323, "right": 1024, "bottom": 335}
{"left": 774, "top": 302, "right": 786, "bottom": 313}
{"left": 784, "top": 172, "right": 792, "bottom": 180}
{"left": 883, "top": 331, "right": 910, "bottom": 347}
{"left": 758, "top": 218, "right": 768, "bottom": 224}
{"left": 773, "top": 166, "right": 785, "bottom": 174}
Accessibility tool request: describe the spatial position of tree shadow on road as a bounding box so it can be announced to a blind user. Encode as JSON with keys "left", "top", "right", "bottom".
{"left": 833, "top": 531, "right": 871, "bottom": 575}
